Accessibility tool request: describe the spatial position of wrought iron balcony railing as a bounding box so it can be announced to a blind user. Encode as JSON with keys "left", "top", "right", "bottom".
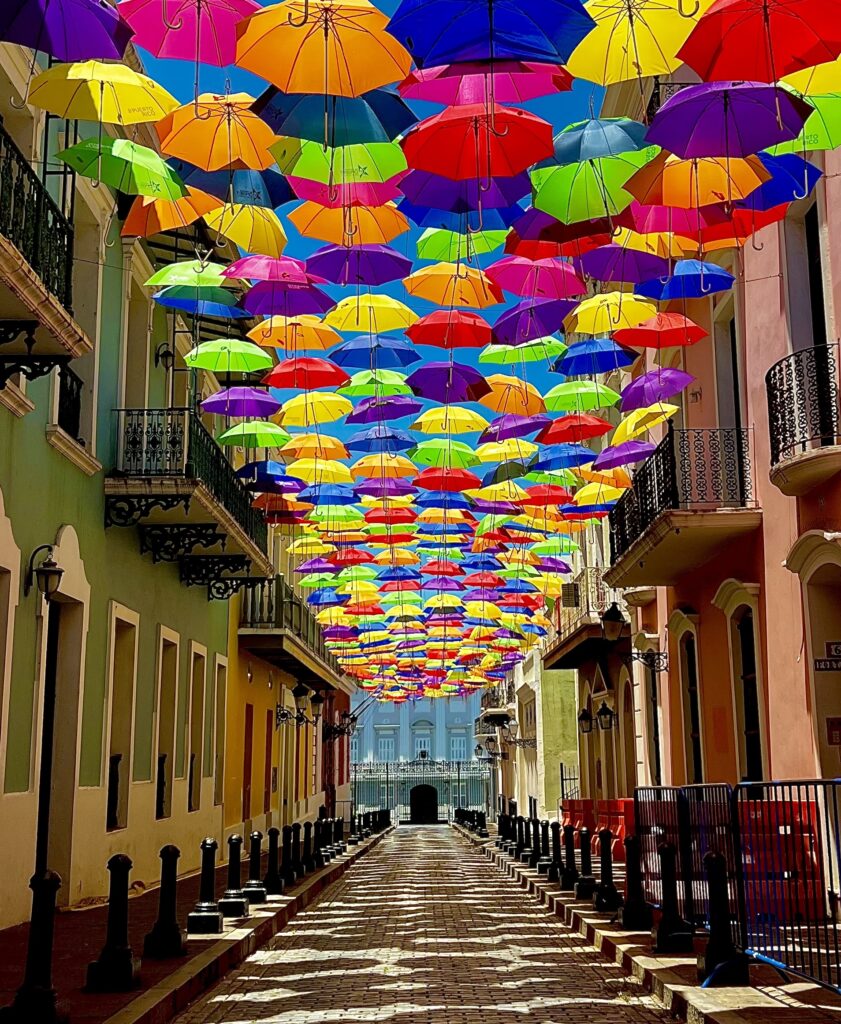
{"left": 609, "top": 425, "right": 755, "bottom": 564}
{"left": 240, "top": 575, "right": 342, "bottom": 677}
{"left": 554, "top": 567, "right": 607, "bottom": 641}
{"left": 0, "top": 116, "right": 74, "bottom": 308}
{"left": 113, "top": 408, "right": 268, "bottom": 552}
{"left": 480, "top": 674, "right": 515, "bottom": 711}
{"left": 766, "top": 343, "right": 841, "bottom": 466}
{"left": 646, "top": 78, "right": 694, "bottom": 121}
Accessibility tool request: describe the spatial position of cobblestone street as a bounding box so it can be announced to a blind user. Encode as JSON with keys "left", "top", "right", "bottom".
{"left": 175, "top": 828, "right": 673, "bottom": 1024}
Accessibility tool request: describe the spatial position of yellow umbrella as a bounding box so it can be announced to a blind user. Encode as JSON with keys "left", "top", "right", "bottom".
{"left": 236, "top": 0, "right": 411, "bottom": 98}
{"left": 475, "top": 439, "right": 538, "bottom": 463}
{"left": 465, "top": 602, "right": 502, "bottom": 620}
{"left": 575, "top": 482, "right": 627, "bottom": 505}
{"left": 315, "top": 607, "right": 350, "bottom": 624}
{"left": 417, "top": 508, "right": 474, "bottom": 524}
{"left": 285, "top": 459, "right": 353, "bottom": 484}
{"left": 289, "top": 202, "right": 410, "bottom": 245}
{"left": 374, "top": 548, "right": 419, "bottom": 565}
{"left": 277, "top": 392, "right": 353, "bottom": 427}
{"left": 478, "top": 374, "right": 546, "bottom": 416}
{"left": 287, "top": 536, "right": 336, "bottom": 555}
{"left": 403, "top": 263, "right": 503, "bottom": 308}
{"left": 565, "top": 291, "right": 656, "bottom": 335}
{"left": 156, "top": 93, "right": 277, "bottom": 171}
{"left": 29, "top": 60, "right": 178, "bottom": 123}
{"left": 784, "top": 58, "right": 841, "bottom": 96}
{"left": 325, "top": 294, "right": 418, "bottom": 333}
{"left": 566, "top": 0, "right": 714, "bottom": 86}
{"left": 613, "top": 226, "right": 689, "bottom": 260}
{"left": 359, "top": 495, "right": 416, "bottom": 509}
{"left": 612, "top": 403, "right": 678, "bottom": 444}
{"left": 280, "top": 434, "right": 350, "bottom": 461}
{"left": 351, "top": 454, "right": 417, "bottom": 478}
{"left": 498, "top": 550, "right": 540, "bottom": 566}
{"left": 577, "top": 462, "right": 633, "bottom": 487}
{"left": 424, "top": 594, "right": 465, "bottom": 609}
{"left": 532, "top": 576, "right": 564, "bottom": 597}
{"left": 469, "top": 480, "right": 530, "bottom": 502}
{"left": 204, "top": 204, "right": 287, "bottom": 257}
{"left": 247, "top": 316, "right": 340, "bottom": 351}
{"left": 411, "top": 407, "right": 489, "bottom": 434}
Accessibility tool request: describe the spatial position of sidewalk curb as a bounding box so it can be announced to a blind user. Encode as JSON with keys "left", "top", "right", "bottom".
{"left": 103, "top": 827, "right": 394, "bottom": 1024}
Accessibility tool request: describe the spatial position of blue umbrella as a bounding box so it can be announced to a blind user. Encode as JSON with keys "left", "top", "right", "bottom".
{"left": 734, "top": 153, "right": 821, "bottom": 212}
{"left": 531, "top": 444, "right": 595, "bottom": 470}
{"left": 253, "top": 85, "right": 417, "bottom": 145}
{"left": 542, "top": 117, "right": 650, "bottom": 165}
{"left": 377, "top": 566, "right": 422, "bottom": 581}
{"left": 332, "top": 334, "right": 420, "bottom": 370}
{"left": 462, "top": 554, "right": 504, "bottom": 570}
{"left": 388, "top": 0, "right": 595, "bottom": 66}
{"left": 554, "top": 337, "right": 638, "bottom": 376}
{"left": 414, "top": 492, "right": 474, "bottom": 510}
{"left": 398, "top": 200, "right": 523, "bottom": 231}
{"left": 346, "top": 425, "right": 417, "bottom": 453}
{"left": 307, "top": 590, "right": 348, "bottom": 607}
{"left": 236, "top": 461, "right": 305, "bottom": 493}
{"left": 636, "top": 259, "right": 735, "bottom": 301}
{"left": 298, "top": 484, "right": 358, "bottom": 505}
{"left": 152, "top": 287, "right": 249, "bottom": 318}
{"left": 166, "top": 160, "right": 294, "bottom": 208}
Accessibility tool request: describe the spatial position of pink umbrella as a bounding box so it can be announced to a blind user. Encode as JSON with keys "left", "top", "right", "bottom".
{"left": 288, "top": 175, "right": 406, "bottom": 209}
{"left": 223, "top": 254, "right": 317, "bottom": 284}
{"left": 118, "top": 0, "right": 259, "bottom": 65}
{"left": 399, "top": 61, "right": 572, "bottom": 105}
{"left": 485, "top": 255, "right": 586, "bottom": 301}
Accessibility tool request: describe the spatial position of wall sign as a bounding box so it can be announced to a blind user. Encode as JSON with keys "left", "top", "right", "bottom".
{"left": 815, "top": 658, "right": 841, "bottom": 672}
{"left": 827, "top": 718, "right": 841, "bottom": 747}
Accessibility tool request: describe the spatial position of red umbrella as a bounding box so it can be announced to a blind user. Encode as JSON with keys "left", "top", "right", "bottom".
{"left": 420, "top": 560, "right": 464, "bottom": 576}
{"left": 519, "top": 484, "right": 575, "bottom": 506}
{"left": 535, "top": 414, "right": 612, "bottom": 444}
{"left": 332, "top": 549, "right": 375, "bottom": 565}
{"left": 414, "top": 467, "right": 482, "bottom": 491}
{"left": 401, "top": 104, "right": 553, "bottom": 181}
{"left": 678, "top": 0, "right": 841, "bottom": 83}
{"left": 505, "top": 230, "right": 612, "bottom": 261}
{"left": 406, "top": 310, "right": 492, "bottom": 349}
{"left": 345, "top": 602, "right": 384, "bottom": 616}
{"left": 463, "top": 571, "right": 504, "bottom": 587}
{"left": 381, "top": 580, "right": 421, "bottom": 592}
{"left": 364, "top": 508, "right": 417, "bottom": 524}
{"left": 614, "top": 313, "right": 708, "bottom": 349}
{"left": 263, "top": 358, "right": 349, "bottom": 389}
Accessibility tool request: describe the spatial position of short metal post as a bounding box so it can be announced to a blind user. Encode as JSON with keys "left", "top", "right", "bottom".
{"left": 520, "top": 816, "right": 534, "bottom": 862}
{"left": 575, "top": 827, "right": 596, "bottom": 899}
{"left": 281, "top": 825, "right": 296, "bottom": 888}
{"left": 621, "top": 836, "right": 653, "bottom": 931}
{"left": 548, "top": 822, "right": 562, "bottom": 883}
{"left": 301, "top": 821, "right": 316, "bottom": 872}
{"left": 187, "top": 838, "right": 224, "bottom": 934}
{"left": 218, "top": 835, "right": 249, "bottom": 918}
{"left": 537, "top": 821, "right": 553, "bottom": 874}
{"left": 594, "top": 829, "right": 623, "bottom": 912}
{"left": 654, "top": 842, "right": 694, "bottom": 953}
{"left": 264, "top": 827, "right": 283, "bottom": 896}
{"left": 143, "top": 845, "right": 187, "bottom": 958}
{"left": 528, "top": 818, "right": 541, "bottom": 868}
{"left": 85, "top": 855, "right": 140, "bottom": 991}
{"left": 347, "top": 814, "right": 359, "bottom": 847}
{"left": 291, "top": 822, "right": 304, "bottom": 877}
{"left": 699, "top": 851, "right": 749, "bottom": 985}
{"left": 313, "top": 820, "right": 326, "bottom": 868}
{"left": 515, "top": 815, "right": 526, "bottom": 857}
{"left": 561, "top": 824, "right": 580, "bottom": 891}
{"left": 334, "top": 817, "right": 346, "bottom": 853}
{"left": 244, "top": 832, "right": 267, "bottom": 903}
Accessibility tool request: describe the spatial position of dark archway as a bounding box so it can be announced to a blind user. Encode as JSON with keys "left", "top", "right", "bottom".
{"left": 409, "top": 784, "right": 438, "bottom": 824}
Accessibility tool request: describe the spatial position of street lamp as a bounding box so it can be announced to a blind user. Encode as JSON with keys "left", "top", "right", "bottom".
{"left": 601, "top": 601, "right": 627, "bottom": 642}
{"left": 596, "top": 700, "right": 617, "bottom": 731}
{"left": 577, "top": 707, "right": 593, "bottom": 734}
{"left": 600, "top": 601, "right": 669, "bottom": 672}
{"left": 23, "top": 545, "right": 63, "bottom": 600}
{"left": 292, "top": 683, "right": 310, "bottom": 714}
{"left": 309, "top": 691, "right": 324, "bottom": 724}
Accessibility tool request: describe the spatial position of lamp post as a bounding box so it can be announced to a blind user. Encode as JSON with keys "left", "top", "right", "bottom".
{"left": 600, "top": 601, "right": 669, "bottom": 672}
{"left": 577, "top": 707, "right": 593, "bottom": 734}
{"left": 596, "top": 700, "right": 617, "bottom": 731}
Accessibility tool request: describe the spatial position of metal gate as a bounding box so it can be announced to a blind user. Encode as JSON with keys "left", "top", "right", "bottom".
{"left": 351, "top": 756, "right": 491, "bottom": 824}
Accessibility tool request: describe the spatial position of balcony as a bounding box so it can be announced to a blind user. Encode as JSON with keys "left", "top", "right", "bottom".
{"left": 766, "top": 343, "right": 841, "bottom": 496}
{"left": 239, "top": 576, "right": 349, "bottom": 692}
{"left": 543, "top": 568, "right": 621, "bottom": 669}
{"left": 605, "top": 426, "right": 762, "bottom": 588}
{"left": 105, "top": 408, "right": 273, "bottom": 594}
{"left": 0, "top": 116, "right": 90, "bottom": 386}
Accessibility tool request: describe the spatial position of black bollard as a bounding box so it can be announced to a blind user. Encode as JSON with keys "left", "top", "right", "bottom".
{"left": 528, "top": 818, "right": 541, "bottom": 868}
{"left": 334, "top": 817, "right": 346, "bottom": 854}
{"left": 313, "top": 820, "right": 326, "bottom": 869}
{"left": 537, "top": 821, "right": 553, "bottom": 875}
{"left": 621, "top": 836, "right": 653, "bottom": 931}
{"left": 548, "top": 822, "right": 562, "bottom": 883}
{"left": 520, "top": 816, "right": 534, "bottom": 863}
{"left": 594, "top": 829, "right": 623, "bottom": 913}
{"left": 653, "top": 842, "right": 694, "bottom": 953}
{"left": 291, "top": 822, "right": 304, "bottom": 878}
{"left": 143, "top": 845, "right": 187, "bottom": 958}
{"left": 302, "top": 821, "right": 317, "bottom": 872}
{"left": 515, "top": 815, "right": 526, "bottom": 857}
{"left": 86, "top": 855, "right": 140, "bottom": 991}
{"left": 575, "top": 827, "right": 596, "bottom": 899}
{"left": 218, "top": 835, "right": 250, "bottom": 918}
{"left": 264, "top": 827, "right": 284, "bottom": 896}
{"left": 244, "top": 832, "right": 267, "bottom": 904}
{"left": 495, "top": 813, "right": 506, "bottom": 848}
{"left": 347, "top": 814, "right": 359, "bottom": 847}
{"left": 187, "top": 838, "right": 224, "bottom": 934}
{"left": 698, "top": 851, "right": 749, "bottom": 985}
{"left": 281, "top": 825, "right": 296, "bottom": 888}
{"left": 561, "top": 824, "right": 580, "bottom": 891}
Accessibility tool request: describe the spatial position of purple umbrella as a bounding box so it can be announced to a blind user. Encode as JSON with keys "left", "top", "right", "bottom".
{"left": 463, "top": 588, "right": 503, "bottom": 602}
{"left": 492, "top": 298, "right": 575, "bottom": 346}
{"left": 471, "top": 499, "right": 521, "bottom": 514}
{"left": 399, "top": 169, "right": 531, "bottom": 212}
{"left": 536, "top": 557, "right": 571, "bottom": 573}
{"left": 354, "top": 477, "right": 417, "bottom": 497}
{"left": 307, "top": 244, "right": 413, "bottom": 286}
{"left": 296, "top": 557, "right": 339, "bottom": 573}
{"left": 242, "top": 281, "right": 336, "bottom": 317}
{"left": 200, "top": 387, "right": 281, "bottom": 417}
{"left": 579, "top": 244, "right": 670, "bottom": 285}
{"left": 480, "top": 413, "right": 551, "bottom": 442}
{"left": 1, "top": 0, "right": 133, "bottom": 60}
{"left": 646, "top": 81, "right": 813, "bottom": 160}
{"left": 620, "top": 369, "right": 694, "bottom": 412}
{"left": 346, "top": 395, "right": 424, "bottom": 424}
{"left": 405, "top": 362, "right": 491, "bottom": 403}
{"left": 593, "top": 441, "right": 656, "bottom": 470}
{"left": 424, "top": 577, "right": 465, "bottom": 592}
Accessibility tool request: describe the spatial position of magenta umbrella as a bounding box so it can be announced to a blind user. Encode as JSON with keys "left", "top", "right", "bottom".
{"left": 288, "top": 175, "right": 405, "bottom": 208}
{"left": 620, "top": 369, "right": 694, "bottom": 412}
{"left": 399, "top": 61, "right": 572, "bottom": 104}
{"left": 224, "top": 254, "right": 311, "bottom": 283}
{"left": 486, "top": 255, "right": 586, "bottom": 300}
{"left": 117, "top": 0, "right": 259, "bottom": 65}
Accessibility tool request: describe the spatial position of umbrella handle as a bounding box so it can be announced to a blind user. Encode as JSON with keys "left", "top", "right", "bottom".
{"left": 162, "top": 0, "right": 185, "bottom": 30}
{"left": 793, "top": 167, "right": 810, "bottom": 202}
{"left": 287, "top": 0, "right": 310, "bottom": 27}
{"left": 677, "top": 0, "right": 700, "bottom": 15}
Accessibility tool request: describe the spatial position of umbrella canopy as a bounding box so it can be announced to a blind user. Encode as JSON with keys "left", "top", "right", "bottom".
{"left": 217, "top": 420, "right": 292, "bottom": 447}
{"left": 289, "top": 202, "right": 410, "bottom": 245}
{"left": 326, "top": 295, "right": 418, "bottom": 333}
{"left": 201, "top": 387, "right": 281, "bottom": 418}
{"left": 400, "top": 61, "right": 571, "bottom": 104}
{"left": 565, "top": 292, "right": 656, "bottom": 335}
{"left": 118, "top": 0, "right": 259, "bottom": 65}
{"left": 307, "top": 245, "right": 413, "bottom": 286}
{"left": 332, "top": 335, "right": 420, "bottom": 370}
{"left": 204, "top": 203, "right": 287, "bottom": 257}
{"left": 3, "top": 0, "right": 133, "bottom": 60}
{"left": 403, "top": 263, "right": 504, "bottom": 308}
{"left": 614, "top": 312, "right": 708, "bottom": 349}
{"left": 492, "top": 298, "right": 574, "bottom": 345}
{"left": 57, "top": 137, "right": 186, "bottom": 199}
{"left": 485, "top": 256, "right": 586, "bottom": 299}
{"left": 184, "top": 339, "right": 273, "bottom": 373}
{"left": 247, "top": 316, "right": 340, "bottom": 352}
{"left": 29, "top": 59, "right": 178, "bottom": 123}
{"left": 406, "top": 362, "right": 491, "bottom": 404}
{"left": 263, "top": 358, "right": 350, "bottom": 390}
{"left": 621, "top": 369, "right": 695, "bottom": 412}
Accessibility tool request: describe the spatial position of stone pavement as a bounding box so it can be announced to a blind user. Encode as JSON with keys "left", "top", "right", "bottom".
{"left": 173, "top": 826, "right": 675, "bottom": 1024}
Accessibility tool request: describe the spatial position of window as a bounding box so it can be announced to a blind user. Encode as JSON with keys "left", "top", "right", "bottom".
{"left": 187, "top": 649, "right": 206, "bottom": 812}
{"left": 449, "top": 733, "right": 467, "bottom": 761}
{"left": 785, "top": 203, "right": 828, "bottom": 350}
{"left": 350, "top": 734, "right": 359, "bottom": 763}
{"left": 679, "top": 632, "right": 704, "bottom": 784}
{"left": 377, "top": 734, "right": 395, "bottom": 762}
{"left": 414, "top": 734, "right": 431, "bottom": 758}
{"left": 213, "top": 663, "right": 226, "bottom": 805}
{"left": 107, "top": 612, "right": 138, "bottom": 831}
{"left": 155, "top": 633, "right": 178, "bottom": 820}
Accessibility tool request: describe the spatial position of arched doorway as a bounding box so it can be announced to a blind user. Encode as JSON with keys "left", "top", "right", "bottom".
{"left": 409, "top": 784, "right": 438, "bottom": 824}
{"left": 805, "top": 562, "right": 841, "bottom": 777}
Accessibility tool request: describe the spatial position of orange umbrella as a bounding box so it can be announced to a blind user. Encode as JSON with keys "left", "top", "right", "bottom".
{"left": 288, "top": 202, "right": 409, "bottom": 245}
{"left": 625, "top": 151, "right": 771, "bottom": 209}
{"left": 121, "top": 187, "right": 221, "bottom": 237}
{"left": 247, "top": 316, "right": 341, "bottom": 351}
{"left": 403, "top": 263, "right": 504, "bottom": 308}
{"left": 478, "top": 374, "right": 546, "bottom": 416}
{"left": 156, "top": 93, "right": 278, "bottom": 171}
{"left": 351, "top": 454, "right": 417, "bottom": 478}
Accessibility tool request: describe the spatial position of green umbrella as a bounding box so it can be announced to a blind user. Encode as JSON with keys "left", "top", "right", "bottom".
{"left": 306, "top": 505, "right": 365, "bottom": 524}
{"left": 479, "top": 337, "right": 568, "bottom": 364}
{"left": 544, "top": 380, "right": 621, "bottom": 412}
{"left": 524, "top": 467, "right": 579, "bottom": 487}
{"left": 216, "top": 420, "right": 291, "bottom": 447}
{"left": 298, "top": 573, "right": 341, "bottom": 588}
{"left": 409, "top": 439, "right": 479, "bottom": 469}
{"left": 337, "top": 566, "right": 379, "bottom": 581}
{"left": 769, "top": 93, "right": 841, "bottom": 155}
{"left": 185, "top": 339, "right": 273, "bottom": 374}
{"left": 380, "top": 591, "right": 422, "bottom": 605}
{"left": 338, "top": 369, "right": 411, "bottom": 397}
{"left": 531, "top": 147, "right": 657, "bottom": 224}
{"left": 271, "top": 138, "right": 407, "bottom": 184}
{"left": 145, "top": 260, "right": 236, "bottom": 289}
{"left": 416, "top": 228, "right": 507, "bottom": 261}
{"left": 531, "top": 537, "right": 580, "bottom": 556}
{"left": 475, "top": 514, "right": 512, "bottom": 536}
{"left": 56, "top": 137, "right": 187, "bottom": 200}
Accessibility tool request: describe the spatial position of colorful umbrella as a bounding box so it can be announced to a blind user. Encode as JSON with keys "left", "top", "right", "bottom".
{"left": 565, "top": 292, "right": 656, "bottom": 335}
{"left": 217, "top": 420, "right": 292, "bottom": 447}
{"left": 621, "top": 369, "right": 695, "bottom": 412}
{"left": 247, "top": 316, "right": 341, "bottom": 351}
{"left": 326, "top": 294, "right": 418, "bottom": 333}
{"left": 307, "top": 244, "right": 413, "bottom": 286}
{"left": 403, "top": 263, "right": 504, "bottom": 308}
{"left": 121, "top": 187, "right": 221, "bottom": 237}
{"left": 3, "top": 0, "right": 133, "bottom": 60}
{"left": 263, "top": 358, "right": 350, "bottom": 390}
{"left": 399, "top": 61, "right": 572, "bottom": 104}
{"left": 614, "top": 312, "right": 708, "bottom": 349}
{"left": 485, "top": 256, "right": 586, "bottom": 299}
{"left": 29, "top": 59, "right": 178, "bottom": 123}
{"left": 204, "top": 204, "right": 287, "bottom": 257}
{"left": 118, "top": 0, "right": 259, "bottom": 65}
{"left": 201, "top": 387, "right": 281, "bottom": 417}
{"left": 57, "top": 137, "right": 186, "bottom": 199}
{"left": 289, "top": 202, "right": 410, "bottom": 245}
{"left": 184, "top": 339, "right": 273, "bottom": 373}
{"left": 416, "top": 228, "right": 507, "bottom": 261}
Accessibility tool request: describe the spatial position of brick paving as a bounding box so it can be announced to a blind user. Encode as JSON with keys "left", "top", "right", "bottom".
{"left": 174, "top": 827, "right": 674, "bottom": 1024}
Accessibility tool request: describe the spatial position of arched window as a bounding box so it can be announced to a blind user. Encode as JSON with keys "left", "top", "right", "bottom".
{"left": 679, "top": 632, "right": 704, "bottom": 784}
{"left": 734, "top": 609, "right": 764, "bottom": 780}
